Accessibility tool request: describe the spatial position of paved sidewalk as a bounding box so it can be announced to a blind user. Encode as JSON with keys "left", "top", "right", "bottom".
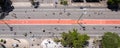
{"left": 40, "top": 3, "right": 54, "bottom": 7}
{"left": 12, "top": 2, "right": 32, "bottom": 7}
{"left": 12, "top": 2, "right": 107, "bottom": 7}
{"left": 41, "top": 38, "right": 63, "bottom": 48}
{"left": 71, "top": 3, "right": 107, "bottom": 7}
{"left": 12, "top": 2, "right": 54, "bottom": 7}
{"left": 11, "top": 0, "right": 29, "bottom": 2}
{"left": 0, "top": 38, "right": 29, "bottom": 48}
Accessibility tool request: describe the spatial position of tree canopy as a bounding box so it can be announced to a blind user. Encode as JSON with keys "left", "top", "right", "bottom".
{"left": 107, "top": 0, "right": 120, "bottom": 5}
{"left": 102, "top": 32, "right": 120, "bottom": 48}
{"left": 107, "top": 0, "right": 120, "bottom": 11}
{"left": 60, "top": 29, "right": 90, "bottom": 48}
{"left": 60, "top": 0, "right": 68, "bottom": 5}
{"left": 0, "top": 0, "right": 4, "bottom": 6}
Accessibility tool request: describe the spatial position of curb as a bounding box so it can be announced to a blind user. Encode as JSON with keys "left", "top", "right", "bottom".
{"left": 12, "top": 2, "right": 31, "bottom": 7}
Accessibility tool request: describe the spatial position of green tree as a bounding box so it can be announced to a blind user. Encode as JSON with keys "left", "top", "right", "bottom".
{"left": 107, "top": 0, "right": 120, "bottom": 10}
{"left": 60, "top": 0, "right": 68, "bottom": 5}
{"left": 60, "top": 29, "right": 90, "bottom": 48}
{"left": 107, "top": 0, "right": 120, "bottom": 5}
{"left": 102, "top": 32, "right": 120, "bottom": 48}
{"left": 0, "top": 39, "right": 4, "bottom": 42}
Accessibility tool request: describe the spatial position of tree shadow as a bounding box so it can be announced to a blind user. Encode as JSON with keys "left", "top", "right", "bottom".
{"left": 107, "top": 3, "right": 120, "bottom": 12}
{"left": 0, "top": 43, "right": 6, "bottom": 48}
{"left": 0, "top": 0, "right": 14, "bottom": 19}
{"left": 72, "top": 0, "right": 84, "bottom": 2}
{"left": 86, "top": 0, "right": 100, "bottom": 2}
{"left": 82, "top": 41, "right": 89, "bottom": 47}
{"left": 0, "top": 12, "right": 8, "bottom": 19}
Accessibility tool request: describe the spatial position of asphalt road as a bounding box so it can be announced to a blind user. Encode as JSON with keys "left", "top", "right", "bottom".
{"left": 1, "top": 6, "right": 120, "bottom": 48}
{"left": 0, "top": 25, "right": 120, "bottom": 37}
{"left": 4, "top": 7, "right": 120, "bottom": 20}
{"left": 0, "top": 6, "right": 120, "bottom": 37}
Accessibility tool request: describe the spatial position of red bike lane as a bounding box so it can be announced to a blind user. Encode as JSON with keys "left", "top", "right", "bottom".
{"left": 0, "top": 19, "right": 120, "bottom": 25}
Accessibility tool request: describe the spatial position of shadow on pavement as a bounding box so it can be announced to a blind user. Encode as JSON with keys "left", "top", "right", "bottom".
{"left": 0, "top": 12, "right": 8, "bottom": 19}
{"left": 0, "top": 43, "right": 6, "bottom": 48}
{"left": 107, "top": 2, "right": 120, "bottom": 12}
{"left": 0, "top": 0, "right": 14, "bottom": 19}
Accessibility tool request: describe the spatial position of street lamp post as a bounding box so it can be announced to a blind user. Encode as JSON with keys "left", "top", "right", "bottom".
{"left": 77, "top": 13, "right": 84, "bottom": 25}
{"left": 77, "top": 8, "right": 87, "bottom": 31}
{"left": 1, "top": 20, "right": 13, "bottom": 31}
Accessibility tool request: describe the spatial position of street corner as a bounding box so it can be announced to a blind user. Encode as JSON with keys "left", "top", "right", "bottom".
{"left": 0, "top": 38, "right": 29, "bottom": 48}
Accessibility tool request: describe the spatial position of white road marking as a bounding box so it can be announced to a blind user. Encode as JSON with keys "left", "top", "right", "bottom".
{"left": 2, "top": 19, "right": 120, "bottom": 20}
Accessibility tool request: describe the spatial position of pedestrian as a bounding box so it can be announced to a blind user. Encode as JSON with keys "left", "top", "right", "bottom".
{"left": 10, "top": 27, "right": 13, "bottom": 31}
{"left": 33, "top": 10, "right": 35, "bottom": 12}
{"left": 118, "top": 27, "right": 120, "bottom": 28}
{"left": 80, "top": 28, "right": 81, "bottom": 30}
{"left": 45, "top": 14, "right": 47, "bottom": 16}
{"left": 64, "top": 8, "right": 66, "bottom": 12}
{"left": 25, "top": 11, "right": 27, "bottom": 13}
{"left": 101, "top": 12, "right": 103, "bottom": 14}
{"left": 82, "top": 27, "right": 86, "bottom": 31}
{"left": 55, "top": 2, "right": 58, "bottom": 4}
{"left": 32, "top": 34, "right": 35, "bottom": 38}
{"left": 59, "top": 12, "right": 62, "bottom": 15}
{"left": 89, "top": 14, "right": 90, "bottom": 16}
{"left": 54, "top": 27, "right": 57, "bottom": 29}
{"left": 115, "top": 26, "right": 117, "bottom": 28}
{"left": 102, "top": 28, "right": 104, "bottom": 30}
{"left": 28, "top": 17, "right": 31, "bottom": 19}
{"left": 37, "top": 44, "right": 40, "bottom": 46}
{"left": 43, "top": 29, "right": 45, "bottom": 32}
{"left": 93, "top": 27, "right": 96, "bottom": 30}
{"left": 31, "top": 44, "right": 34, "bottom": 46}
{"left": 49, "top": 32, "right": 51, "bottom": 34}
{"left": 30, "top": 31, "right": 32, "bottom": 34}
{"left": 94, "top": 12, "right": 96, "bottom": 14}
{"left": 58, "top": 18, "right": 60, "bottom": 23}
{"left": 2, "top": 29, "right": 5, "bottom": 31}
{"left": 14, "top": 32, "right": 16, "bottom": 35}
{"left": 67, "top": 13, "right": 71, "bottom": 16}
{"left": 83, "top": 28, "right": 86, "bottom": 31}
{"left": 24, "top": 33, "right": 27, "bottom": 37}
{"left": 53, "top": 12, "right": 55, "bottom": 15}
{"left": 42, "top": 0, "right": 44, "bottom": 2}
{"left": 54, "top": 27, "right": 59, "bottom": 31}
{"left": 55, "top": 5, "right": 57, "bottom": 8}
{"left": 98, "top": 13, "right": 100, "bottom": 15}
